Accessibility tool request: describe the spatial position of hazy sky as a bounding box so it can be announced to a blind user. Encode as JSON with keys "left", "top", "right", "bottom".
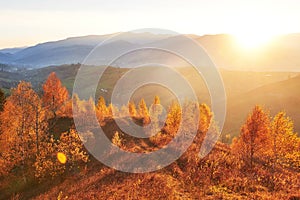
{"left": 1, "top": 0, "right": 300, "bottom": 48}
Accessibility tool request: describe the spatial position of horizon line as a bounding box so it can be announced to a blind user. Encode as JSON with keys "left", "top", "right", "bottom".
{"left": 1, "top": 31, "right": 300, "bottom": 50}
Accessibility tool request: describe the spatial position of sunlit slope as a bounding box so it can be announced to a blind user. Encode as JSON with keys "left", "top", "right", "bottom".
{"left": 224, "top": 75, "right": 300, "bottom": 138}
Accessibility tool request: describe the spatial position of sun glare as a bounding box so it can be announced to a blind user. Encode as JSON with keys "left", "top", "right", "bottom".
{"left": 233, "top": 32, "right": 277, "bottom": 50}
{"left": 234, "top": 28, "right": 277, "bottom": 50}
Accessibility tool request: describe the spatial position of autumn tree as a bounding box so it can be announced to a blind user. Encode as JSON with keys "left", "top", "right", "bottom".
{"left": 138, "top": 98, "right": 150, "bottom": 125}
{"left": 96, "top": 96, "right": 108, "bottom": 122}
{"left": 270, "top": 111, "right": 300, "bottom": 169}
{"left": 181, "top": 100, "right": 199, "bottom": 137}
{"left": 76, "top": 97, "right": 98, "bottom": 129}
{"left": 164, "top": 101, "right": 181, "bottom": 136}
{"left": 198, "top": 103, "right": 213, "bottom": 135}
{"left": 72, "top": 93, "right": 82, "bottom": 115}
{"left": 112, "top": 131, "right": 123, "bottom": 147}
{"left": 177, "top": 100, "right": 201, "bottom": 172}
{"left": 232, "top": 105, "right": 271, "bottom": 170}
{"left": 61, "top": 98, "right": 73, "bottom": 118}
{"left": 200, "top": 150, "right": 233, "bottom": 185}
{"left": 0, "top": 82, "right": 47, "bottom": 179}
{"left": 195, "top": 103, "right": 214, "bottom": 153}
{"left": 107, "top": 103, "right": 113, "bottom": 117}
{"left": 151, "top": 96, "right": 162, "bottom": 115}
{"left": 32, "top": 94, "right": 47, "bottom": 156}
{"left": 96, "top": 96, "right": 107, "bottom": 113}
{"left": 42, "top": 72, "right": 69, "bottom": 119}
{"left": 148, "top": 96, "right": 164, "bottom": 135}
{"left": 107, "top": 103, "right": 118, "bottom": 118}
{"left": 153, "top": 95, "right": 160, "bottom": 105}
{"left": 128, "top": 101, "right": 137, "bottom": 118}
{"left": 148, "top": 96, "right": 166, "bottom": 145}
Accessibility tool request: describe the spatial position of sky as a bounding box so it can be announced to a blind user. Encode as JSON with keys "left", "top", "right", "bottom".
{"left": 1, "top": 0, "right": 300, "bottom": 49}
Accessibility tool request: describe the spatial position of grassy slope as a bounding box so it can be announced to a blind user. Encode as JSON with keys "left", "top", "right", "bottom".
{"left": 32, "top": 166, "right": 195, "bottom": 200}
{"left": 29, "top": 141, "right": 299, "bottom": 200}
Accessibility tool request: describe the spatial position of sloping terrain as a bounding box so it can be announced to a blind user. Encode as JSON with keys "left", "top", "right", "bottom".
{"left": 23, "top": 140, "right": 300, "bottom": 200}
{"left": 224, "top": 75, "right": 300, "bottom": 137}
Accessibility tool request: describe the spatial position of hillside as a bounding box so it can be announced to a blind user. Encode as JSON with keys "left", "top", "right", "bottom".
{"left": 2, "top": 116, "right": 298, "bottom": 200}
{"left": 0, "top": 69, "right": 299, "bottom": 200}
{"left": 2, "top": 118, "right": 297, "bottom": 200}
{"left": 224, "top": 75, "right": 300, "bottom": 137}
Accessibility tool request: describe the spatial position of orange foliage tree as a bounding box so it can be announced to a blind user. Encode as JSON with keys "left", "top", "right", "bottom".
{"left": 270, "top": 111, "right": 300, "bottom": 169}
{"left": 128, "top": 101, "right": 137, "bottom": 118}
{"left": 0, "top": 82, "right": 47, "bottom": 178}
{"left": 96, "top": 96, "right": 108, "bottom": 122}
{"left": 148, "top": 96, "right": 163, "bottom": 135}
{"left": 42, "top": 72, "right": 69, "bottom": 119}
{"left": 163, "top": 101, "right": 181, "bottom": 136}
{"left": 138, "top": 98, "right": 150, "bottom": 125}
{"left": 232, "top": 105, "right": 271, "bottom": 170}
{"left": 198, "top": 103, "right": 213, "bottom": 135}
{"left": 107, "top": 103, "right": 117, "bottom": 118}
{"left": 178, "top": 101, "right": 211, "bottom": 173}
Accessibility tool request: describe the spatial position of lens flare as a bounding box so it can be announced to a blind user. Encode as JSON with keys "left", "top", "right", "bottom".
{"left": 57, "top": 152, "right": 67, "bottom": 164}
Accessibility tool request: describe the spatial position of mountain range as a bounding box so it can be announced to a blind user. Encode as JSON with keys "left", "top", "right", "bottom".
{"left": 1, "top": 32, "right": 300, "bottom": 71}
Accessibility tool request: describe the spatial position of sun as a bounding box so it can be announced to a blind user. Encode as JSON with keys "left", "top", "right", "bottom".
{"left": 233, "top": 31, "right": 277, "bottom": 50}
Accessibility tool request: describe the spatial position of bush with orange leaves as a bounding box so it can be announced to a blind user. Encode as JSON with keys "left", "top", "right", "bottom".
{"left": 34, "top": 129, "right": 89, "bottom": 180}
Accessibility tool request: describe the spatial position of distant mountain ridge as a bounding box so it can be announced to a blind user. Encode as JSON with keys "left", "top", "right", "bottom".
{"left": 1, "top": 32, "right": 300, "bottom": 71}
{"left": 0, "top": 47, "right": 26, "bottom": 54}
